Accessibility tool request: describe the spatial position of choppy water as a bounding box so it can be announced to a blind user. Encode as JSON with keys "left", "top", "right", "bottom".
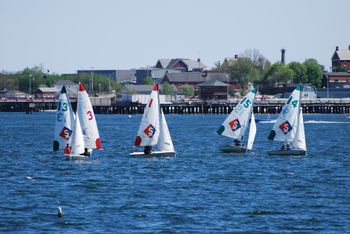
{"left": 0, "top": 113, "right": 349, "bottom": 233}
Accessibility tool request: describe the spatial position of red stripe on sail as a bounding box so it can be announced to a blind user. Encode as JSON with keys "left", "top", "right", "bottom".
{"left": 79, "top": 82, "right": 86, "bottom": 91}
{"left": 134, "top": 136, "right": 142, "bottom": 146}
{"left": 148, "top": 98, "right": 153, "bottom": 107}
{"left": 96, "top": 138, "right": 102, "bottom": 149}
{"left": 153, "top": 84, "right": 158, "bottom": 91}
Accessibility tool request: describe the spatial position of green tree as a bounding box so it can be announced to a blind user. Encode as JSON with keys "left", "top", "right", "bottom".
{"left": 143, "top": 76, "right": 155, "bottom": 85}
{"left": 264, "top": 62, "right": 294, "bottom": 86}
{"left": 303, "top": 59, "right": 323, "bottom": 87}
{"left": 288, "top": 62, "right": 307, "bottom": 84}
{"left": 179, "top": 84, "right": 194, "bottom": 97}
{"left": 211, "top": 49, "right": 269, "bottom": 86}
{"left": 161, "top": 82, "right": 174, "bottom": 95}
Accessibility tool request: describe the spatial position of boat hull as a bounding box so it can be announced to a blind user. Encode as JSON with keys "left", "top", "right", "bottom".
{"left": 267, "top": 150, "right": 306, "bottom": 156}
{"left": 65, "top": 154, "right": 89, "bottom": 160}
{"left": 129, "top": 151, "right": 175, "bottom": 157}
{"left": 219, "top": 145, "right": 247, "bottom": 154}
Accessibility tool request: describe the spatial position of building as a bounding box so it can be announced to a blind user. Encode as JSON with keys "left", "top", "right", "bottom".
{"left": 77, "top": 69, "right": 117, "bottom": 80}
{"left": 135, "top": 68, "right": 180, "bottom": 84}
{"left": 53, "top": 80, "right": 79, "bottom": 99}
{"left": 326, "top": 72, "right": 350, "bottom": 88}
{"left": 331, "top": 46, "right": 350, "bottom": 72}
{"left": 35, "top": 87, "right": 58, "bottom": 99}
{"left": 155, "top": 58, "right": 206, "bottom": 72}
{"left": 198, "top": 80, "right": 229, "bottom": 100}
{"left": 115, "top": 70, "right": 136, "bottom": 84}
{"left": 162, "top": 72, "right": 230, "bottom": 90}
{"left": 5, "top": 90, "right": 26, "bottom": 99}
{"left": 117, "top": 84, "right": 173, "bottom": 104}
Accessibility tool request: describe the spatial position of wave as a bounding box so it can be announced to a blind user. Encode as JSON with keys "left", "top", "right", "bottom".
{"left": 305, "top": 120, "right": 350, "bottom": 124}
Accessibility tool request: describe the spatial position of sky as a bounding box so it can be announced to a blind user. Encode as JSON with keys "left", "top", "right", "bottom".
{"left": 0, "top": 0, "right": 349, "bottom": 74}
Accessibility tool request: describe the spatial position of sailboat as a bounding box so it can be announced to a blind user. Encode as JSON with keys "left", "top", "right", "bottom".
{"left": 65, "top": 113, "right": 87, "bottom": 160}
{"left": 130, "top": 84, "right": 175, "bottom": 157}
{"left": 53, "top": 86, "right": 75, "bottom": 151}
{"left": 267, "top": 84, "right": 307, "bottom": 156}
{"left": 217, "top": 87, "right": 257, "bottom": 154}
{"left": 65, "top": 82, "right": 102, "bottom": 160}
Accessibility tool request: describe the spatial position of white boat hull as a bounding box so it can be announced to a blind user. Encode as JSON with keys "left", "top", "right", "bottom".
{"left": 267, "top": 150, "right": 306, "bottom": 156}
{"left": 219, "top": 145, "right": 247, "bottom": 154}
{"left": 129, "top": 151, "right": 175, "bottom": 157}
{"left": 65, "top": 154, "right": 89, "bottom": 160}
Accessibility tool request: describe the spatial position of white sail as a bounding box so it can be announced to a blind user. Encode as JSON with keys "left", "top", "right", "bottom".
{"left": 268, "top": 85, "right": 302, "bottom": 142}
{"left": 156, "top": 109, "right": 175, "bottom": 152}
{"left": 53, "top": 86, "right": 75, "bottom": 151}
{"left": 217, "top": 87, "right": 257, "bottom": 141}
{"left": 134, "top": 84, "right": 160, "bottom": 147}
{"left": 246, "top": 112, "right": 257, "bottom": 151}
{"left": 70, "top": 114, "right": 85, "bottom": 155}
{"left": 292, "top": 109, "right": 306, "bottom": 150}
{"left": 77, "top": 82, "right": 102, "bottom": 150}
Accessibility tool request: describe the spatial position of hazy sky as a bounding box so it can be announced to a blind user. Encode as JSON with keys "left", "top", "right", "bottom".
{"left": 0, "top": 0, "right": 349, "bottom": 74}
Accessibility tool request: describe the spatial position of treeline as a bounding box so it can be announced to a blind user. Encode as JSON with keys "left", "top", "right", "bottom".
{"left": 0, "top": 50, "right": 326, "bottom": 96}
{"left": 212, "top": 49, "right": 325, "bottom": 91}
{"left": 0, "top": 66, "right": 123, "bottom": 94}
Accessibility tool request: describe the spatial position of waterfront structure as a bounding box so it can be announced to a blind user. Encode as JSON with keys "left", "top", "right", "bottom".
{"left": 199, "top": 80, "right": 229, "bottom": 100}
{"left": 35, "top": 87, "right": 58, "bottom": 99}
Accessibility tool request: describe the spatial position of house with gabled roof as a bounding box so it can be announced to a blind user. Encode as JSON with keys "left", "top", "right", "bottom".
{"left": 198, "top": 80, "right": 229, "bottom": 100}
{"left": 327, "top": 46, "right": 350, "bottom": 89}
{"left": 332, "top": 46, "right": 350, "bottom": 72}
{"left": 155, "top": 58, "right": 206, "bottom": 72}
{"left": 162, "top": 71, "right": 230, "bottom": 89}
{"left": 54, "top": 80, "right": 78, "bottom": 99}
{"left": 35, "top": 87, "right": 59, "bottom": 99}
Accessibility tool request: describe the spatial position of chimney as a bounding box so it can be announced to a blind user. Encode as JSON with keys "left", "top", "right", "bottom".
{"left": 336, "top": 46, "right": 339, "bottom": 51}
{"left": 281, "top": 48, "right": 286, "bottom": 64}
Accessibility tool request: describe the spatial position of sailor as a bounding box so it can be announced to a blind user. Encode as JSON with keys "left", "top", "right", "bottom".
{"left": 144, "top": 146, "right": 152, "bottom": 154}
{"left": 233, "top": 139, "right": 242, "bottom": 146}
{"left": 64, "top": 143, "right": 71, "bottom": 155}
{"left": 281, "top": 143, "right": 291, "bottom": 151}
{"left": 80, "top": 148, "right": 90, "bottom": 156}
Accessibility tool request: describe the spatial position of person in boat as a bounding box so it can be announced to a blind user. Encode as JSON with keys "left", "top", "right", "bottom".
{"left": 64, "top": 143, "right": 71, "bottom": 155}
{"left": 144, "top": 146, "right": 152, "bottom": 155}
{"left": 80, "top": 148, "right": 91, "bottom": 156}
{"left": 281, "top": 143, "right": 291, "bottom": 151}
{"left": 233, "top": 139, "right": 242, "bottom": 147}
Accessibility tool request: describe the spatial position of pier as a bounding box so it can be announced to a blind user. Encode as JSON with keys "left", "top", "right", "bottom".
{"left": 0, "top": 98, "right": 349, "bottom": 114}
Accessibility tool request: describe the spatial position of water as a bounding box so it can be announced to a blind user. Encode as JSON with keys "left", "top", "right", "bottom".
{"left": 0, "top": 113, "right": 349, "bottom": 233}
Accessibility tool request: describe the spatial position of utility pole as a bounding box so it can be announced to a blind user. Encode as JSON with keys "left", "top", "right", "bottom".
{"left": 29, "top": 74, "right": 32, "bottom": 94}
{"left": 90, "top": 67, "right": 94, "bottom": 94}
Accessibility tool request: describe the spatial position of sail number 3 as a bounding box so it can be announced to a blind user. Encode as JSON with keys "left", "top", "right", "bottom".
{"left": 57, "top": 102, "right": 68, "bottom": 122}
{"left": 87, "top": 111, "right": 94, "bottom": 120}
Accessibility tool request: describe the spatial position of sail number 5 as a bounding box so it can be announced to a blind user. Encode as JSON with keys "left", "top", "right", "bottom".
{"left": 240, "top": 97, "right": 252, "bottom": 108}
